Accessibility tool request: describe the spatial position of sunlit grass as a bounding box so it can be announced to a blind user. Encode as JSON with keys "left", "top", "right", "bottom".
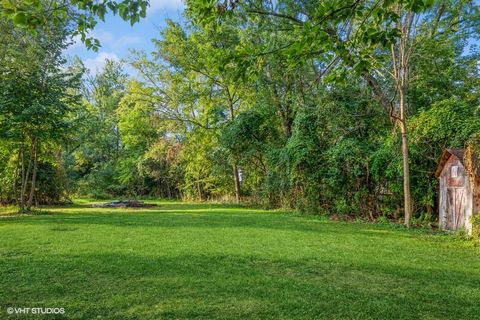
{"left": 0, "top": 205, "right": 17, "bottom": 216}
{"left": 0, "top": 201, "right": 479, "bottom": 319}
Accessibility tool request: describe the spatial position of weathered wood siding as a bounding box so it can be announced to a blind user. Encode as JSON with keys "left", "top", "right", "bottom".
{"left": 438, "top": 155, "right": 473, "bottom": 233}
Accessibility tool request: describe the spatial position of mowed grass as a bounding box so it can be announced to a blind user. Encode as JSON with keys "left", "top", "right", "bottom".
{"left": 0, "top": 201, "right": 479, "bottom": 320}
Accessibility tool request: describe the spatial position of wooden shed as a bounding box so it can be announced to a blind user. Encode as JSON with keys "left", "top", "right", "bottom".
{"left": 435, "top": 148, "right": 480, "bottom": 234}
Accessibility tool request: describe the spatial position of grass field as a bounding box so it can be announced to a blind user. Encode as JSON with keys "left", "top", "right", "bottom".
{"left": 0, "top": 201, "right": 479, "bottom": 319}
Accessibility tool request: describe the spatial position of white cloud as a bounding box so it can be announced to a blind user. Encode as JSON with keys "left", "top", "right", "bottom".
{"left": 67, "top": 30, "right": 143, "bottom": 53}
{"left": 65, "top": 30, "right": 114, "bottom": 54}
{"left": 112, "top": 35, "right": 144, "bottom": 49}
{"left": 148, "top": 0, "right": 184, "bottom": 12}
{"left": 83, "top": 51, "right": 120, "bottom": 74}
{"left": 89, "top": 30, "right": 115, "bottom": 44}
{"left": 68, "top": 35, "right": 82, "bottom": 49}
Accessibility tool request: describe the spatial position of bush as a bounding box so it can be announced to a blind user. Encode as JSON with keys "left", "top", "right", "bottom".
{"left": 471, "top": 214, "right": 480, "bottom": 243}
{"left": 377, "top": 215, "right": 389, "bottom": 224}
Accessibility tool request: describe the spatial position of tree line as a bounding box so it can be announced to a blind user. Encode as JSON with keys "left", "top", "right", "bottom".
{"left": 1, "top": 0, "right": 479, "bottom": 226}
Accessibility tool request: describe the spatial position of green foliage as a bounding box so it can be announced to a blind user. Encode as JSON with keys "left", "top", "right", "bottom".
{"left": 0, "top": 0, "right": 149, "bottom": 51}
{"left": 472, "top": 214, "right": 480, "bottom": 243}
{"left": 70, "top": 61, "right": 127, "bottom": 198}
{"left": 3, "top": 0, "right": 480, "bottom": 225}
{"left": 0, "top": 16, "right": 82, "bottom": 208}
{"left": 287, "top": 110, "right": 324, "bottom": 213}
{"left": 221, "top": 110, "right": 270, "bottom": 157}
{"left": 408, "top": 98, "right": 480, "bottom": 212}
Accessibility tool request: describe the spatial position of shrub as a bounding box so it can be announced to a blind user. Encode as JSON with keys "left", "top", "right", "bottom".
{"left": 377, "top": 215, "right": 389, "bottom": 224}
{"left": 471, "top": 214, "right": 480, "bottom": 243}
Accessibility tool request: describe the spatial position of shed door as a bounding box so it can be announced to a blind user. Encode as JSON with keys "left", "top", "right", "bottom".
{"left": 446, "top": 187, "right": 467, "bottom": 230}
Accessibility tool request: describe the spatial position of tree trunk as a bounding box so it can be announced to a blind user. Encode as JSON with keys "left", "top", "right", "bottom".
{"left": 27, "top": 139, "right": 38, "bottom": 211}
{"left": 395, "top": 12, "right": 414, "bottom": 226}
{"left": 20, "top": 143, "right": 33, "bottom": 213}
{"left": 399, "top": 90, "right": 412, "bottom": 227}
{"left": 12, "top": 149, "right": 21, "bottom": 205}
{"left": 115, "top": 125, "right": 121, "bottom": 157}
{"left": 233, "top": 164, "right": 241, "bottom": 203}
{"left": 227, "top": 89, "right": 242, "bottom": 204}
{"left": 400, "top": 120, "right": 412, "bottom": 226}
{"left": 19, "top": 147, "right": 25, "bottom": 212}
{"left": 197, "top": 180, "right": 202, "bottom": 201}
{"left": 364, "top": 73, "right": 413, "bottom": 225}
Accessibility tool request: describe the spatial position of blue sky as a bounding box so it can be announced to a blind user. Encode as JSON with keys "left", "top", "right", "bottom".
{"left": 65, "top": 0, "right": 185, "bottom": 75}
{"left": 65, "top": 1, "right": 479, "bottom": 75}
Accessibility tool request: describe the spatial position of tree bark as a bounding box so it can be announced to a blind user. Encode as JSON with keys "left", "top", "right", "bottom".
{"left": 227, "top": 88, "right": 242, "bottom": 203}
{"left": 19, "top": 146, "right": 25, "bottom": 212}
{"left": 20, "top": 143, "right": 33, "bottom": 213}
{"left": 233, "top": 164, "right": 241, "bottom": 203}
{"left": 430, "top": 3, "right": 446, "bottom": 37}
{"left": 399, "top": 119, "right": 412, "bottom": 226}
{"left": 398, "top": 85, "right": 412, "bottom": 226}
{"left": 12, "top": 149, "right": 21, "bottom": 205}
{"left": 197, "top": 180, "right": 203, "bottom": 201}
{"left": 27, "top": 139, "right": 38, "bottom": 211}
{"left": 396, "top": 11, "right": 414, "bottom": 226}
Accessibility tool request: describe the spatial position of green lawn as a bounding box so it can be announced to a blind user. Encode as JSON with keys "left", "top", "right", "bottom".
{"left": 0, "top": 201, "right": 479, "bottom": 319}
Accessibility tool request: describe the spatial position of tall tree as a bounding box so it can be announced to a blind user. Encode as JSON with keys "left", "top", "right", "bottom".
{"left": 185, "top": 0, "right": 479, "bottom": 224}
{"left": 0, "top": 17, "right": 81, "bottom": 211}
{"left": 132, "top": 19, "right": 253, "bottom": 202}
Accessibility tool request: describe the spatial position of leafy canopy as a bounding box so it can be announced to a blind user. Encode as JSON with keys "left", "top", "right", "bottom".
{"left": 0, "top": 0, "right": 150, "bottom": 50}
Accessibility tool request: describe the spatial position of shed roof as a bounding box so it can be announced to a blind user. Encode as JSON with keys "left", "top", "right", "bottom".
{"left": 435, "top": 148, "right": 480, "bottom": 178}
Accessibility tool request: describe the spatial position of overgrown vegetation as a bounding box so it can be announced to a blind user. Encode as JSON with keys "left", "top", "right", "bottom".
{"left": 1, "top": 1, "right": 480, "bottom": 226}
{"left": 472, "top": 214, "right": 480, "bottom": 243}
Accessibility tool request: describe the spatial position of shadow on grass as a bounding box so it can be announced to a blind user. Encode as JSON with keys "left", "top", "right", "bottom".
{"left": 0, "top": 208, "right": 455, "bottom": 245}
{"left": 1, "top": 203, "right": 480, "bottom": 319}
{"left": 0, "top": 210, "right": 368, "bottom": 238}
{"left": 42, "top": 201, "right": 253, "bottom": 211}
{"left": 1, "top": 251, "right": 479, "bottom": 319}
